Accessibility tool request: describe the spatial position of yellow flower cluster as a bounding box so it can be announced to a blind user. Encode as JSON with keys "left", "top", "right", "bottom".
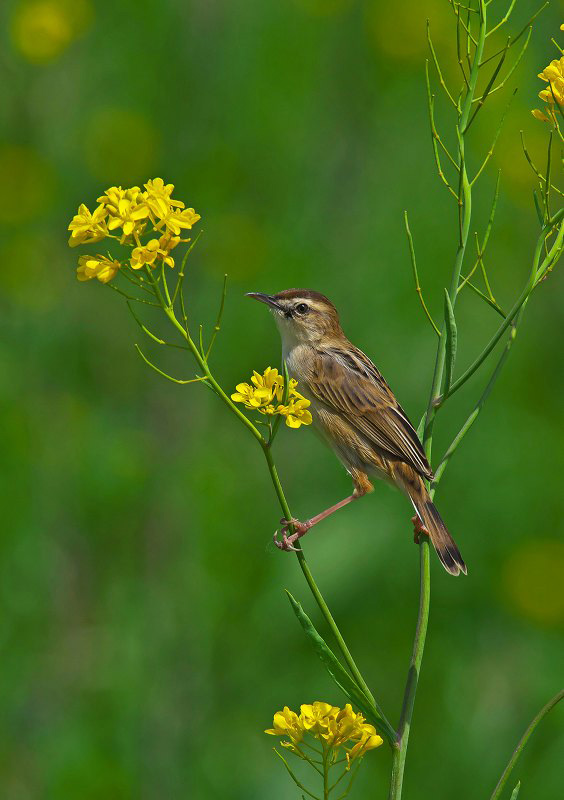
{"left": 265, "top": 701, "right": 383, "bottom": 768}
{"left": 532, "top": 28, "right": 564, "bottom": 124}
{"left": 231, "top": 367, "right": 313, "bottom": 428}
{"left": 67, "top": 178, "right": 200, "bottom": 283}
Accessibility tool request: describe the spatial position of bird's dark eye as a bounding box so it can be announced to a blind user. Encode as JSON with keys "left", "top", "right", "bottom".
{"left": 295, "top": 303, "right": 309, "bottom": 315}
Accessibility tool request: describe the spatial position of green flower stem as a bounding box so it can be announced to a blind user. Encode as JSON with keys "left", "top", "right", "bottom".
{"left": 388, "top": 540, "right": 431, "bottom": 800}
{"left": 463, "top": 278, "right": 506, "bottom": 318}
{"left": 171, "top": 231, "right": 203, "bottom": 306}
{"left": 489, "top": 689, "right": 564, "bottom": 800}
{"left": 405, "top": 209, "right": 443, "bottom": 336}
{"left": 206, "top": 273, "right": 228, "bottom": 359}
{"left": 260, "top": 442, "right": 388, "bottom": 728}
{"left": 323, "top": 744, "right": 329, "bottom": 800}
{"left": 145, "top": 268, "right": 265, "bottom": 446}
{"left": 134, "top": 343, "right": 208, "bottom": 385}
{"left": 337, "top": 760, "right": 361, "bottom": 800}
{"left": 274, "top": 748, "right": 321, "bottom": 800}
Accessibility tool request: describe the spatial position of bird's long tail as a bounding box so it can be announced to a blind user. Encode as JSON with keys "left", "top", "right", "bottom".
{"left": 402, "top": 472, "right": 467, "bottom": 576}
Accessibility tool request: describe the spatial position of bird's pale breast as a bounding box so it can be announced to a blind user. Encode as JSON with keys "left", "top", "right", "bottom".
{"left": 286, "top": 344, "right": 392, "bottom": 484}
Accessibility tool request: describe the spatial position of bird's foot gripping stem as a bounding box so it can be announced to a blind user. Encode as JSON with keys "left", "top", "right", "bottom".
{"left": 412, "top": 514, "right": 430, "bottom": 545}
{"left": 273, "top": 518, "right": 312, "bottom": 551}
{"left": 273, "top": 491, "right": 365, "bottom": 552}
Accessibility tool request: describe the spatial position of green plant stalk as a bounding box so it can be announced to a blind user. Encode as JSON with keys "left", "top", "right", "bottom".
{"left": 392, "top": 5, "right": 487, "bottom": 797}
{"left": 145, "top": 267, "right": 385, "bottom": 738}
{"left": 406, "top": 198, "right": 562, "bottom": 800}
{"left": 261, "top": 442, "right": 391, "bottom": 733}
{"left": 402, "top": 227, "right": 562, "bottom": 800}
{"left": 424, "top": 0, "right": 487, "bottom": 458}
{"left": 388, "top": 540, "right": 431, "bottom": 800}
{"left": 323, "top": 744, "right": 329, "bottom": 800}
{"left": 389, "top": 0, "right": 487, "bottom": 800}
{"left": 489, "top": 689, "right": 564, "bottom": 800}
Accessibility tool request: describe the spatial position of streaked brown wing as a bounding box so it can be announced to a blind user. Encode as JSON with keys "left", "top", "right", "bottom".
{"left": 308, "top": 346, "right": 433, "bottom": 480}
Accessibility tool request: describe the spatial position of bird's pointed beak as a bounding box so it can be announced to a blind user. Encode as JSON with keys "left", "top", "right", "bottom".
{"left": 245, "top": 292, "right": 282, "bottom": 311}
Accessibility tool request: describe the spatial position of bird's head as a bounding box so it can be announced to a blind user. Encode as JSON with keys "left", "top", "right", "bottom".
{"left": 246, "top": 289, "right": 343, "bottom": 347}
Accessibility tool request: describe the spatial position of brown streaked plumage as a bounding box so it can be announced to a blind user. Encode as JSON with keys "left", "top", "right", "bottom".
{"left": 247, "top": 288, "right": 467, "bottom": 576}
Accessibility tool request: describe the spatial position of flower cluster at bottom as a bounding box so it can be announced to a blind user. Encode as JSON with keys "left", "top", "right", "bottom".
{"left": 266, "top": 701, "right": 383, "bottom": 769}
{"left": 231, "top": 367, "right": 313, "bottom": 428}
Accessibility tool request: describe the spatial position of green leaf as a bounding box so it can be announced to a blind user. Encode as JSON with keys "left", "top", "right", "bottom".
{"left": 443, "top": 289, "right": 457, "bottom": 397}
{"left": 282, "top": 359, "right": 291, "bottom": 404}
{"left": 286, "top": 591, "right": 395, "bottom": 744}
{"left": 509, "top": 782, "right": 521, "bottom": 800}
{"left": 416, "top": 413, "right": 426, "bottom": 442}
{"left": 532, "top": 190, "right": 544, "bottom": 226}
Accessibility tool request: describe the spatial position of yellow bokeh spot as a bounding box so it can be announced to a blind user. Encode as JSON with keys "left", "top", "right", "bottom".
{"left": 502, "top": 539, "right": 564, "bottom": 627}
{"left": 84, "top": 109, "right": 159, "bottom": 185}
{"left": 11, "top": 0, "right": 92, "bottom": 64}
{"left": 0, "top": 144, "right": 52, "bottom": 223}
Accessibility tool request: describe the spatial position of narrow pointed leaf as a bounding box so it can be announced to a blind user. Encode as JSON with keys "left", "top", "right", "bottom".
{"left": 416, "top": 413, "right": 426, "bottom": 441}
{"left": 510, "top": 782, "right": 521, "bottom": 800}
{"left": 443, "top": 289, "right": 458, "bottom": 397}
{"left": 533, "top": 190, "right": 544, "bottom": 225}
{"left": 286, "top": 591, "right": 395, "bottom": 744}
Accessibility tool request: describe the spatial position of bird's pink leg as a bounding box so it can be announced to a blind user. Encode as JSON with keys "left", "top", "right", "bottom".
{"left": 274, "top": 476, "right": 372, "bottom": 552}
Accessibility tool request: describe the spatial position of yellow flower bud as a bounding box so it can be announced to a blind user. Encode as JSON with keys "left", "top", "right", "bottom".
{"left": 77, "top": 254, "right": 120, "bottom": 284}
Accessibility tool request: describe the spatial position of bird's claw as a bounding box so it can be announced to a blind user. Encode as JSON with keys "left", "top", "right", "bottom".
{"left": 411, "top": 514, "right": 430, "bottom": 545}
{"left": 273, "top": 531, "right": 301, "bottom": 551}
{"left": 273, "top": 518, "right": 312, "bottom": 552}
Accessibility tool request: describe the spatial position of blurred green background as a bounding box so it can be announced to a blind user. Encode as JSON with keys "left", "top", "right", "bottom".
{"left": 1, "top": 0, "right": 563, "bottom": 797}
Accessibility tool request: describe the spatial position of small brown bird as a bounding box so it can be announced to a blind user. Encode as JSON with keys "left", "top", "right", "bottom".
{"left": 247, "top": 288, "right": 466, "bottom": 576}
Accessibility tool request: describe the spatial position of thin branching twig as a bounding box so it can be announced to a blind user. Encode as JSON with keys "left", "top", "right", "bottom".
{"left": 404, "top": 212, "right": 442, "bottom": 337}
